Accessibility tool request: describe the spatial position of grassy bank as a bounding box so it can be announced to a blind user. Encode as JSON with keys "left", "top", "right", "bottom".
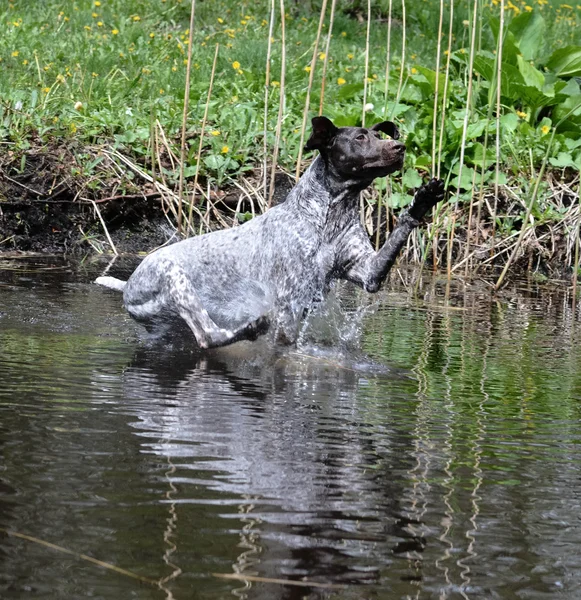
{"left": 1, "top": 0, "right": 580, "bottom": 281}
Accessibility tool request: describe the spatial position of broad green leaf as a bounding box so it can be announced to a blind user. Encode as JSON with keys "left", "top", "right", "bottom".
{"left": 549, "top": 152, "right": 579, "bottom": 169}
{"left": 501, "top": 113, "right": 520, "bottom": 133}
{"left": 489, "top": 16, "right": 520, "bottom": 64}
{"left": 517, "top": 56, "right": 545, "bottom": 91}
{"left": 402, "top": 168, "right": 423, "bottom": 190}
{"left": 509, "top": 12, "right": 546, "bottom": 61}
{"left": 415, "top": 66, "right": 447, "bottom": 98}
{"left": 470, "top": 142, "right": 496, "bottom": 169}
{"left": 546, "top": 46, "right": 581, "bottom": 78}
{"left": 388, "top": 192, "right": 412, "bottom": 209}
{"left": 450, "top": 165, "right": 476, "bottom": 191}
{"left": 337, "top": 82, "right": 364, "bottom": 101}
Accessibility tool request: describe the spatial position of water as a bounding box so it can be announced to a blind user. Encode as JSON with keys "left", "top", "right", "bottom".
{"left": 1, "top": 255, "right": 581, "bottom": 600}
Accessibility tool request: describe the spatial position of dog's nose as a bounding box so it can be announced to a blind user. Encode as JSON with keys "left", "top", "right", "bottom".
{"left": 393, "top": 142, "right": 406, "bottom": 154}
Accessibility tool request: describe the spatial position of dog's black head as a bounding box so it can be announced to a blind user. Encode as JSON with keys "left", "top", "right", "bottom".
{"left": 305, "top": 116, "right": 405, "bottom": 180}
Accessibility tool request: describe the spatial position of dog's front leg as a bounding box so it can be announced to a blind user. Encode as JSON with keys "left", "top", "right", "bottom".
{"left": 366, "top": 179, "right": 445, "bottom": 291}
{"left": 342, "top": 179, "right": 445, "bottom": 292}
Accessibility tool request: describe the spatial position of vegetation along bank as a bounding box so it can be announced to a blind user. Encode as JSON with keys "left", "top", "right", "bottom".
{"left": 1, "top": 0, "right": 580, "bottom": 285}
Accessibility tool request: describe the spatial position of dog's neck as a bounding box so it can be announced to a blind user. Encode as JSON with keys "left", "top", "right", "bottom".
{"left": 285, "top": 156, "right": 375, "bottom": 236}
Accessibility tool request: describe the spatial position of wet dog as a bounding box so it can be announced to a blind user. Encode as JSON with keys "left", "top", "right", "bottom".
{"left": 96, "top": 116, "right": 445, "bottom": 348}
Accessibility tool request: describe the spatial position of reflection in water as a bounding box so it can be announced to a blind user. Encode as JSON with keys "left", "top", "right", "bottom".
{"left": 1, "top": 257, "right": 581, "bottom": 599}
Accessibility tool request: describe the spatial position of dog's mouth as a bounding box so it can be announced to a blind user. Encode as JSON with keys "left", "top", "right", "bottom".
{"left": 364, "top": 142, "right": 406, "bottom": 174}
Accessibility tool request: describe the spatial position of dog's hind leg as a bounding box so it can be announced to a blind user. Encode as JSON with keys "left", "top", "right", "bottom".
{"left": 163, "top": 264, "right": 270, "bottom": 348}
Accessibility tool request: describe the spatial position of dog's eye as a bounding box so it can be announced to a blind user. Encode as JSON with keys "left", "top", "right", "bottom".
{"left": 355, "top": 134, "right": 366, "bottom": 141}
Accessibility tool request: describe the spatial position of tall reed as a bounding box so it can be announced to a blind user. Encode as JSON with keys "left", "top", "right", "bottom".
{"left": 431, "top": 0, "right": 444, "bottom": 177}
{"left": 395, "top": 0, "right": 406, "bottom": 106}
{"left": 446, "top": 0, "right": 478, "bottom": 276}
{"left": 362, "top": 0, "right": 372, "bottom": 126}
{"left": 319, "top": 0, "right": 337, "bottom": 115}
{"left": 177, "top": 0, "right": 196, "bottom": 236}
{"left": 187, "top": 44, "right": 219, "bottom": 234}
{"left": 268, "top": 0, "right": 286, "bottom": 207}
{"left": 263, "top": 0, "right": 276, "bottom": 201}
{"left": 295, "top": 0, "right": 328, "bottom": 182}
{"left": 493, "top": 0, "right": 506, "bottom": 239}
{"left": 383, "top": 0, "right": 393, "bottom": 116}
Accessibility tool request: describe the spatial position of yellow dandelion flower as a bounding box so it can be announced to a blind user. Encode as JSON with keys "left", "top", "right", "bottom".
{"left": 272, "top": 80, "right": 280, "bottom": 86}
{"left": 92, "top": 12, "right": 98, "bottom": 18}
{"left": 159, "top": 88, "right": 164, "bottom": 94}
{"left": 318, "top": 52, "right": 326, "bottom": 60}
{"left": 92, "top": 72, "right": 98, "bottom": 77}
{"left": 541, "top": 124, "right": 550, "bottom": 135}
{"left": 232, "top": 60, "right": 240, "bottom": 69}
{"left": 64, "top": 16, "right": 69, "bottom": 21}
{"left": 94, "top": 1, "right": 101, "bottom": 6}
{"left": 42, "top": 87, "right": 50, "bottom": 93}
{"left": 84, "top": 25, "right": 91, "bottom": 31}
{"left": 525, "top": 4, "right": 533, "bottom": 10}
{"left": 211, "top": 130, "right": 220, "bottom": 136}
{"left": 241, "top": 19, "right": 247, "bottom": 25}
{"left": 561, "top": 3, "right": 573, "bottom": 8}
{"left": 347, "top": 53, "right": 354, "bottom": 59}
{"left": 11, "top": 51, "right": 19, "bottom": 57}
{"left": 172, "top": 66, "right": 177, "bottom": 72}
{"left": 133, "top": 15, "right": 141, "bottom": 21}
{"left": 112, "top": 28, "right": 119, "bottom": 35}
{"left": 149, "top": 32, "right": 155, "bottom": 38}
{"left": 304, "top": 65, "right": 312, "bottom": 72}
{"left": 221, "top": 145, "right": 229, "bottom": 154}
{"left": 218, "top": 17, "right": 224, "bottom": 23}
{"left": 337, "top": 77, "right": 346, "bottom": 85}
{"left": 22, "top": 59, "right": 28, "bottom": 65}
{"left": 237, "top": 68, "right": 243, "bottom": 74}
{"left": 56, "top": 74, "right": 66, "bottom": 83}
{"left": 516, "top": 110, "right": 528, "bottom": 119}
{"left": 97, "top": 21, "right": 103, "bottom": 27}
{"left": 411, "top": 67, "right": 418, "bottom": 74}
{"left": 341, "top": 31, "right": 346, "bottom": 37}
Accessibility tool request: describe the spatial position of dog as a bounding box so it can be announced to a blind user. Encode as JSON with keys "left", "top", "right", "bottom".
{"left": 96, "top": 116, "right": 445, "bottom": 348}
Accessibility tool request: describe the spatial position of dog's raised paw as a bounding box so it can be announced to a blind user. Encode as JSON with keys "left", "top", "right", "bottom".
{"left": 408, "top": 178, "right": 446, "bottom": 220}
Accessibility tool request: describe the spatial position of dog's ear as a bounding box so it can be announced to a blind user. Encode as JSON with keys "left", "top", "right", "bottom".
{"left": 370, "top": 121, "right": 400, "bottom": 140}
{"left": 305, "top": 116, "right": 339, "bottom": 152}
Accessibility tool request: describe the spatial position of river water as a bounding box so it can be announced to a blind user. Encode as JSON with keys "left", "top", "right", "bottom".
{"left": 1, "top": 255, "right": 581, "bottom": 600}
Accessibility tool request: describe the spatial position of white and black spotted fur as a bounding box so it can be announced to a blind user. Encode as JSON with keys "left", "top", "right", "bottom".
{"left": 96, "top": 116, "right": 445, "bottom": 348}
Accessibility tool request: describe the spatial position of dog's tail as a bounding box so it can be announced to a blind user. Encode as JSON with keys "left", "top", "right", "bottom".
{"left": 95, "top": 276, "right": 127, "bottom": 292}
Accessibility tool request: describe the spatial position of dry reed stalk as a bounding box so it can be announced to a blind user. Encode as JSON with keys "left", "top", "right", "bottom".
{"left": 383, "top": 0, "right": 393, "bottom": 115}
{"left": 454, "top": 0, "right": 478, "bottom": 210}
{"left": 263, "top": 0, "right": 276, "bottom": 200}
{"left": 493, "top": 0, "right": 505, "bottom": 239}
{"left": 462, "top": 166, "right": 479, "bottom": 276}
{"left": 319, "top": 0, "right": 337, "bottom": 115}
{"left": 362, "top": 0, "right": 372, "bottom": 126}
{"left": 436, "top": 0, "right": 454, "bottom": 179}
{"left": 431, "top": 0, "right": 444, "bottom": 177}
{"left": 187, "top": 43, "right": 220, "bottom": 234}
{"left": 432, "top": 0, "right": 454, "bottom": 269}
{"left": 374, "top": 186, "right": 383, "bottom": 251}
{"left": 177, "top": 0, "right": 196, "bottom": 235}
{"left": 88, "top": 199, "right": 118, "bottom": 255}
{"left": 572, "top": 201, "right": 581, "bottom": 314}
{"left": 268, "top": 0, "right": 287, "bottom": 208}
{"left": 395, "top": 0, "right": 406, "bottom": 105}
{"left": 295, "top": 0, "right": 328, "bottom": 181}
{"left": 447, "top": 0, "right": 478, "bottom": 275}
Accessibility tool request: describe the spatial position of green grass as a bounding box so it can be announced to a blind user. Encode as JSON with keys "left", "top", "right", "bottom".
{"left": 1, "top": 0, "right": 581, "bottom": 272}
